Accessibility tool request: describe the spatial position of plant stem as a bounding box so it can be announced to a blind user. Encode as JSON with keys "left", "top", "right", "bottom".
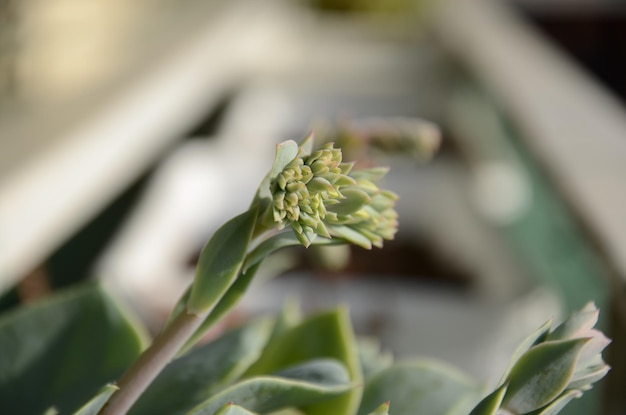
{"left": 99, "top": 310, "right": 205, "bottom": 415}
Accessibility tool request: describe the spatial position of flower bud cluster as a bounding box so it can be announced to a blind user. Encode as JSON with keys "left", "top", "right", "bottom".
{"left": 270, "top": 141, "right": 398, "bottom": 248}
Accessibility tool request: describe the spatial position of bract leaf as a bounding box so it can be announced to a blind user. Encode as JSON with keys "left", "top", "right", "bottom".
{"left": 502, "top": 338, "right": 589, "bottom": 414}
{"left": 130, "top": 318, "right": 274, "bottom": 415}
{"left": 188, "top": 207, "right": 258, "bottom": 314}
{"left": 271, "top": 141, "right": 299, "bottom": 180}
{"left": 0, "top": 283, "right": 147, "bottom": 414}
{"left": 185, "top": 359, "right": 352, "bottom": 415}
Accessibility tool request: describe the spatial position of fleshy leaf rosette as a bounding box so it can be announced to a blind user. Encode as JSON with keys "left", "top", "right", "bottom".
{"left": 263, "top": 133, "right": 398, "bottom": 249}
{"left": 469, "top": 302, "right": 611, "bottom": 415}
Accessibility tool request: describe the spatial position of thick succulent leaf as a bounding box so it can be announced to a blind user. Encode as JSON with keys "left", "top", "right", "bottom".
{"left": 131, "top": 318, "right": 274, "bottom": 415}
{"left": 213, "top": 402, "right": 258, "bottom": 415}
{"left": 468, "top": 384, "right": 507, "bottom": 415}
{"left": 498, "top": 319, "right": 552, "bottom": 386}
{"left": 0, "top": 283, "right": 147, "bottom": 414}
{"left": 188, "top": 207, "right": 258, "bottom": 314}
{"left": 244, "top": 308, "right": 363, "bottom": 415}
{"left": 185, "top": 359, "right": 352, "bottom": 415}
{"left": 502, "top": 338, "right": 589, "bottom": 414}
{"left": 525, "top": 389, "right": 583, "bottom": 415}
{"left": 357, "top": 360, "right": 481, "bottom": 415}
{"left": 71, "top": 384, "right": 118, "bottom": 415}
{"left": 366, "top": 402, "right": 390, "bottom": 415}
{"left": 275, "top": 358, "right": 351, "bottom": 385}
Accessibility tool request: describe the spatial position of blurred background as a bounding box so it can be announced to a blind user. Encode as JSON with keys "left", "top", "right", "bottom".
{"left": 0, "top": 0, "right": 625, "bottom": 414}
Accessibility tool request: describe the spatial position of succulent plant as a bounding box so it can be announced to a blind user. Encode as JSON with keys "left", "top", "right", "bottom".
{"left": 470, "top": 303, "right": 610, "bottom": 415}
{"left": 0, "top": 132, "right": 610, "bottom": 415}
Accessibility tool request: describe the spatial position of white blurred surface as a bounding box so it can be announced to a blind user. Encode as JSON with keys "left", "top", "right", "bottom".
{"left": 0, "top": 1, "right": 292, "bottom": 292}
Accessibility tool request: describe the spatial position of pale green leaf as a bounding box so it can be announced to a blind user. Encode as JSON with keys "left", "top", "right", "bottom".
{"left": 71, "top": 384, "right": 118, "bottom": 415}
{"left": 131, "top": 318, "right": 274, "bottom": 415}
{"left": 0, "top": 283, "right": 147, "bottom": 414}
{"left": 186, "top": 359, "right": 352, "bottom": 415}
{"left": 244, "top": 308, "right": 363, "bottom": 415}
{"left": 358, "top": 360, "right": 481, "bottom": 415}
{"left": 188, "top": 207, "right": 258, "bottom": 314}
{"left": 502, "top": 338, "right": 589, "bottom": 414}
